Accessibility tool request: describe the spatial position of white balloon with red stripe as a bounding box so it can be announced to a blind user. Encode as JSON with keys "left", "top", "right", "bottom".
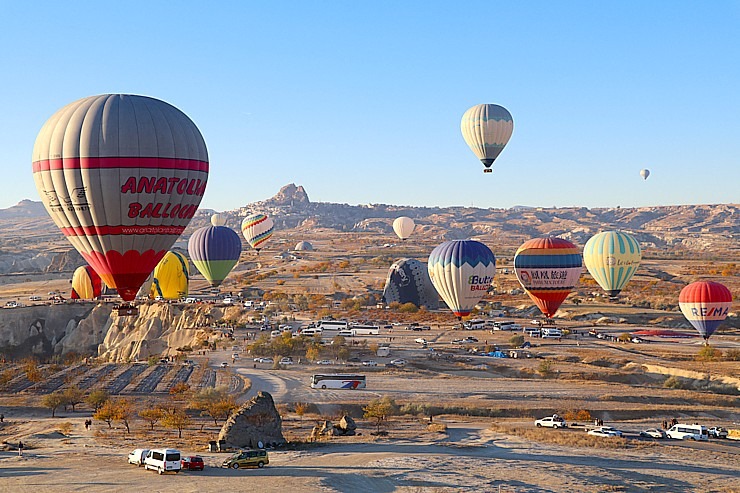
{"left": 32, "top": 94, "right": 208, "bottom": 301}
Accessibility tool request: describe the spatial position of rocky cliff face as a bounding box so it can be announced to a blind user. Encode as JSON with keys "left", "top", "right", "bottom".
{"left": 218, "top": 391, "right": 285, "bottom": 449}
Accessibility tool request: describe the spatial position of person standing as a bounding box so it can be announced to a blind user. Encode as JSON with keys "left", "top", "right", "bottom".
{"left": 18, "top": 440, "right": 23, "bottom": 457}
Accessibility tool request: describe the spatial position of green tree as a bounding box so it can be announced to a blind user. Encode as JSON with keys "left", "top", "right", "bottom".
{"left": 363, "top": 396, "right": 399, "bottom": 433}
{"left": 162, "top": 407, "right": 191, "bottom": 438}
{"left": 86, "top": 389, "right": 110, "bottom": 412}
{"left": 62, "top": 386, "right": 84, "bottom": 412}
{"left": 41, "top": 391, "right": 66, "bottom": 417}
{"left": 509, "top": 335, "right": 525, "bottom": 347}
{"left": 337, "top": 347, "right": 350, "bottom": 362}
{"left": 305, "top": 345, "right": 320, "bottom": 362}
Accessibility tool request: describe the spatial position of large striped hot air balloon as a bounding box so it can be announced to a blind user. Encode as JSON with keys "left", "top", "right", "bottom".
{"left": 392, "top": 217, "right": 415, "bottom": 241}
{"left": 188, "top": 225, "right": 242, "bottom": 287}
{"left": 461, "top": 104, "right": 514, "bottom": 173}
{"left": 241, "top": 213, "right": 274, "bottom": 251}
{"left": 514, "top": 237, "right": 582, "bottom": 318}
{"left": 679, "top": 281, "right": 732, "bottom": 342}
{"left": 428, "top": 240, "right": 495, "bottom": 319}
{"left": 71, "top": 265, "right": 104, "bottom": 300}
{"left": 150, "top": 251, "right": 189, "bottom": 300}
{"left": 583, "top": 231, "right": 641, "bottom": 298}
{"left": 32, "top": 94, "right": 208, "bottom": 303}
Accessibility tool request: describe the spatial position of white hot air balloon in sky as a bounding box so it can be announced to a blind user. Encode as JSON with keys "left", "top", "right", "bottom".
{"left": 211, "top": 213, "right": 227, "bottom": 227}
{"left": 392, "top": 216, "right": 415, "bottom": 240}
{"left": 640, "top": 169, "right": 650, "bottom": 180}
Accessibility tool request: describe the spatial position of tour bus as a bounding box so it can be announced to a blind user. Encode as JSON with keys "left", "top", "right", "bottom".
{"left": 541, "top": 327, "right": 563, "bottom": 339}
{"left": 464, "top": 319, "right": 487, "bottom": 330}
{"left": 318, "top": 320, "right": 349, "bottom": 332}
{"left": 666, "top": 424, "right": 709, "bottom": 441}
{"left": 311, "top": 374, "right": 367, "bottom": 390}
{"left": 350, "top": 325, "right": 380, "bottom": 336}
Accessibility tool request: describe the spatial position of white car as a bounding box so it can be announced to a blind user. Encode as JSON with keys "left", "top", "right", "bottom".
{"left": 389, "top": 359, "right": 407, "bottom": 366}
{"left": 220, "top": 362, "right": 229, "bottom": 368}
{"left": 414, "top": 338, "right": 427, "bottom": 345}
{"left": 254, "top": 357, "right": 273, "bottom": 364}
{"left": 588, "top": 428, "right": 621, "bottom": 438}
{"left": 315, "top": 360, "right": 333, "bottom": 365}
{"left": 362, "top": 360, "right": 377, "bottom": 367}
{"left": 128, "top": 448, "right": 149, "bottom": 466}
{"left": 535, "top": 416, "right": 567, "bottom": 429}
{"left": 279, "top": 357, "right": 294, "bottom": 365}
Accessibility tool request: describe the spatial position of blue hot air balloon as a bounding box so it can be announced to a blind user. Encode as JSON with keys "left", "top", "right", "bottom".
{"left": 382, "top": 258, "right": 438, "bottom": 310}
{"left": 188, "top": 225, "right": 242, "bottom": 287}
{"left": 428, "top": 240, "right": 496, "bottom": 318}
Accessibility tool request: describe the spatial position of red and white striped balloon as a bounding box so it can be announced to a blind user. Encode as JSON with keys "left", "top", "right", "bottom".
{"left": 32, "top": 94, "right": 208, "bottom": 301}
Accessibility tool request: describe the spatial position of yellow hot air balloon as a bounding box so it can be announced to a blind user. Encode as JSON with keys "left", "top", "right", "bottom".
{"left": 150, "top": 251, "right": 189, "bottom": 300}
{"left": 461, "top": 104, "right": 514, "bottom": 173}
{"left": 583, "top": 231, "right": 641, "bottom": 299}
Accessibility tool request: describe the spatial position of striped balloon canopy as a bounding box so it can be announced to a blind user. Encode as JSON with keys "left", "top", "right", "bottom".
{"left": 188, "top": 225, "right": 242, "bottom": 287}
{"left": 427, "top": 240, "right": 495, "bottom": 319}
{"left": 32, "top": 94, "right": 208, "bottom": 302}
{"left": 514, "top": 237, "right": 582, "bottom": 318}
{"left": 71, "top": 265, "right": 105, "bottom": 300}
{"left": 241, "top": 213, "right": 274, "bottom": 251}
{"left": 461, "top": 104, "right": 514, "bottom": 173}
{"left": 151, "top": 251, "right": 189, "bottom": 300}
{"left": 583, "top": 231, "right": 641, "bottom": 298}
{"left": 679, "top": 281, "right": 732, "bottom": 341}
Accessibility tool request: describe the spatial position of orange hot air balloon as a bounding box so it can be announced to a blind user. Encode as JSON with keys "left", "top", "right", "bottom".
{"left": 32, "top": 94, "right": 208, "bottom": 302}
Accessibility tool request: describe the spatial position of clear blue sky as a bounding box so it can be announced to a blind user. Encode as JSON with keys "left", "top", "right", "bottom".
{"left": 1, "top": 1, "right": 738, "bottom": 211}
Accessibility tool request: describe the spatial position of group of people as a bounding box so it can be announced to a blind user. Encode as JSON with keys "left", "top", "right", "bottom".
{"left": 662, "top": 418, "right": 679, "bottom": 429}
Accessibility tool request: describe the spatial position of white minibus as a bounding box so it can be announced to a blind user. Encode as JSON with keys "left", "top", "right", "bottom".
{"left": 144, "top": 448, "right": 181, "bottom": 474}
{"left": 666, "top": 424, "right": 708, "bottom": 441}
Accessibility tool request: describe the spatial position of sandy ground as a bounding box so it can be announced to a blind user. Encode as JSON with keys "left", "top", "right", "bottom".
{"left": 1, "top": 416, "right": 739, "bottom": 493}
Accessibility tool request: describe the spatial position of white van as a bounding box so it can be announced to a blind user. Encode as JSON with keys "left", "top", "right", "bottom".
{"left": 666, "top": 424, "right": 708, "bottom": 441}
{"left": 144, "top": 448, "right": 182, "bottom": 474}
{"left": 270, "top": 330, "right": 281, "bottom": 338}
{"left": 301, "top": 328, "right": 323, "bottom": 336}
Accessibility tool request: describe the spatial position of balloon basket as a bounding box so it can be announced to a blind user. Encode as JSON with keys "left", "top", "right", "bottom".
{"left": 483, "top": 169, "right": 492, "bottom": 173}
{"left": 114, "top": 304, "right": 138, "bottom": 316}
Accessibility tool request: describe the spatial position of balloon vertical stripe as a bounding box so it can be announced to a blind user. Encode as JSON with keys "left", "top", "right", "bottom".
{"left": 583, "top": 231, "right": 641, "bottom": 297}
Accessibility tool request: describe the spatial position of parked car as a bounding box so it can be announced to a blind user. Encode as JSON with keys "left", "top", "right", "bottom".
{"left": 220, "top": 362, "right": 229, "bottom": 367}
{"left": 414, "top": 338, "right": 427, "bottom": 345}
{"left": 590, "top": 426, "right": 623, "bottom": 437}
{"left": 180, "top": 455, "right": 205, "bottom": 471}
{"left": 128, "top": 448, "right": 149, "bottom": 466}
{"left": 144, "top": 448, "right": 181, "bottom": 474}
{"left": 279, "top": 357, "right": 294, "bottom": 365}
{"left": 709, "top": 427, "right": 729, "bottom": 439}
{"left": 640, "top": 428, "right": 667, "bottom": 439}
{"left": 256, "top": 357, "right": 273, "bottom": 364}
{"left": 362, "top": 360, "right": 377, "bottom": 367}
{"left": 588, "top": 428, "right": 621, "bottom": 438}
{"left": 221, "top": 449, "right": 269, "bottom": 469}
{"left": 315, "top": 360, "right": 333, "bottom": 365}
{"left": 389, "top": 359, "right": 407, "bottom": 366}
{"left": 535, "top": 416, "right": 567, "bottom": 429}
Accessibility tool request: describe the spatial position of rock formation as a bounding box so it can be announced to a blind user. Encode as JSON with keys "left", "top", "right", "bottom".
{"left": 218, "top": 391, "right": 285, "bottom": 449}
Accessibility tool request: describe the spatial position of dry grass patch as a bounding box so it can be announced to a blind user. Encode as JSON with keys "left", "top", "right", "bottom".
{"left": 426, "top": 423, "right": 447, "bottom": 433}
{"left": 489, "top": 422, "right": 654, "bottom": 450}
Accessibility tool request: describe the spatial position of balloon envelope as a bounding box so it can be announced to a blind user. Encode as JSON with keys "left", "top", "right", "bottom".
{"left": 151, "top": 251, "right": 189, "bottom": 299}
{"left": 188, "top": 225, "right": 242, "bottom": 287}
{"left": 583, "top": 231, "right": 641, "bottom": 297}
{"left": 514, "top": 237, "right": 582, "bottom": 318}
{"left": 71, "top": 265, "right": 104, "bottom": 299}
{"left": 32, "top": 94, "right": 208, "bottom": 302}
{"left": 679, "top": 281, "right": 732, "bottom": 340}
{"left": 461, "top": 104, "right": 514, "bottom": 171}
{"left": 211, "top": 213, "right": 227, "bottom": 227}
{"left": 241, "top": 213, "right": 274, "bottom": 251}
{"left": 383, "top": 258, "right": 438, "bottom": 309}
{"left": 392, "top": 217, "right": 415, "bottom": 240}
{"left": 294, "top": 241, "right": 313, "bottom": 251}
{"left": 428, "top": 240, "right": 495, "bottom": 318}
{"left": 640, "top": 169, "right": 650, "bottom": 180}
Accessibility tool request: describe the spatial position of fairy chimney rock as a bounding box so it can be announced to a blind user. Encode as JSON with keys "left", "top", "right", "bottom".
{"left": 218, "top": 391, "right": 285, "bottom": 449}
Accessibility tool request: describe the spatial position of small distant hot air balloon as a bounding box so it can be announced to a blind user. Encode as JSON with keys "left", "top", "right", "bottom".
{"left": 32, "top": 94, "right": 208, "bottom": 305}
{"left": 640, "top": 169, "right": 650, "bottom": 180}
{"left": 294, "top": 241, "right": 313, "bottom": 251}
{"left": 211, "top": 213, "right": 228, "bottom": 227}
{"left": 583, "top": 231, "right": 641, "bottom": 299}
{"left": 428, "top": 239, "right": 495, "bottom": 319}
{"left": 150, "top": 251, "right": 189, "bottom": 300}
{"left": 461, "top": 104, "right": 514, "bottom": 173}
{"left": 241, "top": 213, "right": 274, "bottom": 252}
{"left": 679, "top": 281, "right": 732, "bottom": 342}
{"left": 393, "top": 217, "right": 415, "bottom": 241}
{"left": 514, "top": 237, "right": 582, "bottom": 318}
{"left": 188, "top": 225, "right": 242, "bottom": 287}
{"left": 71, "top": 265, "right": 104, "bottom": 300}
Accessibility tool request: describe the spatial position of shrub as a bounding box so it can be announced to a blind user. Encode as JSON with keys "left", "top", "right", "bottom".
{"left": 725, "top": 349, "right": 740, "bottom": 361}
{"left": 57, "top": 422, "right": 73, "bottom": 436}
{"left": 509, "top": 335, "right": 525, "bottom": 347}
{"left": 537, "top": 360, "right": 554, "bottom": 377}
{"left": 696, "top": 345, "right": 722, "bottom": 362}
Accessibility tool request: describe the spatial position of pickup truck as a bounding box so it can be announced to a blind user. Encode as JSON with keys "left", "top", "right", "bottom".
{"left": 535, "top": 416, "right": 567, "bottom": 429}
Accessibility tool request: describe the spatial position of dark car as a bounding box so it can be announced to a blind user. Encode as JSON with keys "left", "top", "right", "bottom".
{"left": 181, "top": 455, "right": 205, "bottom": 471}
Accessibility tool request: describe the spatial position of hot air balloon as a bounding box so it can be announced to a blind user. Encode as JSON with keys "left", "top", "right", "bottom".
{"left": 32, "top": 94, "right": 208, "bottom": 307}
{"left": 150, "top": 251, "right": 189, "bottom": 299}
{"left": 679, "top": 281, "right": 732, "bottom": 342}
{"left": 71, "top": 265, "right": 104, "bottom": 300}
{"left": 428, "top": 240, "right": 495, "bottom": 319}
{"left": 461, "top": 104, "right": 514, "bottom": 173}
{"left": 211, "top": 213, "right": 227, "bottom": 227}
{"left": 640, "top": 169, "right": 650, "bottom": 180}
{"left": 392, "top": 217, "right": 415, "bottom": 241}
{"left": 241, "top": 213, "right": 274, "bottom": 252}
{"left": 294, "top": 241, "right": 314, "bottom": 251}
{"left": 583, "top": 231, "right": 641, "bottom": 299}
{"left": 383, "top": 258, "right": 438, "bottom": 309}
{"left": 514, "top": 237, "right": 582, "bottom": 318}
{"left": 188, "top": 225, "right": 242, "bottom": 287}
